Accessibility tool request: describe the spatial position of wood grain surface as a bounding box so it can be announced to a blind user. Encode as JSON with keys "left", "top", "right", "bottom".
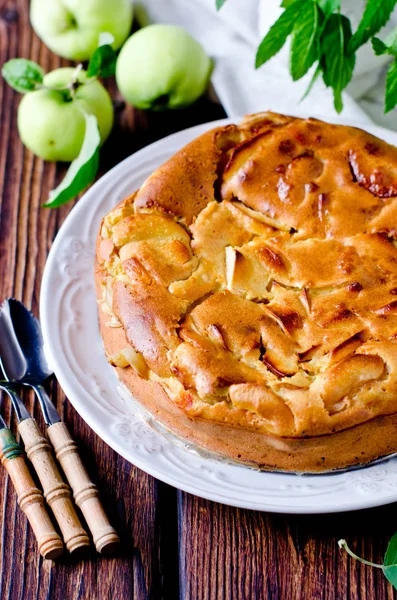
{"left": 1, "top": 1, "right": 397, "bottom": 598}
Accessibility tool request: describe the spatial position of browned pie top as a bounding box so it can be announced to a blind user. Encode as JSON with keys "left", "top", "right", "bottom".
{"left": 96, "top": 112, "right": 397, "bottom": 438}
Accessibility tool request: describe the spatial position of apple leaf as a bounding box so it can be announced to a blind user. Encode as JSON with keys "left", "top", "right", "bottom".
{"left": 216, "top": 0, "right": 228, "bottom": 9}
{"left": 87, "top": 44, "right": 117, "bottom": 79}
{"left": 44, "top": 112, "right": 100, "bottom": 208}
{"left": 339, "top": 538, "right": 397, "bottom": 590}
{"left": 384, "top": 532, "right": 397, "bottom": 588}
{"left": 2, "top": 58, "right": 44, "bottom": 94}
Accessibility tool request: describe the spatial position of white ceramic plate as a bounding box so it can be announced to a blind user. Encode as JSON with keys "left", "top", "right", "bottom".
{"left": 41, "top": 115, "right": 397, "bottom": 514}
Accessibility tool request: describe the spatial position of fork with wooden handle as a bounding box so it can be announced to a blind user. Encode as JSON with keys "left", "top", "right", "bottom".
{"left": 3, "top": 385, "right": 90, "bottom": 554}
{"left": 0, "top": 299, "right": 120, "bottom": 555}
{"left": 0, "top": 417, "right": 64, "bottom": 560}
{"left": 35, "top": 386, "right": 120, "bottom": 555}
{"left": 8, "top": 382, "right": 120, "bottom": 555}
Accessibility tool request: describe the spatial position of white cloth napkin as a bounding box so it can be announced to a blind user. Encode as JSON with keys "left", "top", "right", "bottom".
{"left": 141, "top": 0, "right": 397, "bottom": 129}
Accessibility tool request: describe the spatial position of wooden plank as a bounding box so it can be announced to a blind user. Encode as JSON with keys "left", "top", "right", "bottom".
{"left": 4, "top": 0, "right": 397, "bottom": 599}
{"left": 0, "top": 0, "right": 225, "bottom": 597}
{"left": 178, "top": 492, "right": 397, "bottom": 599}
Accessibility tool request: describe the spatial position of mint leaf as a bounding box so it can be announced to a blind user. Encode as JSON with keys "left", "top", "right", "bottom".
{"left": 2, "top": 58, "right": 44, "bottom": 94}
{"left": 317, "top": 0, "right": 340, "bottom": 15}
{"left": 216, "top": 0, "right": 227, "bottom": 9}
{"left": 301, "top": 62, "right": 322, "bottom": 100}
{"left": 385, "top": 59, "right": 397, "bottom": 112}
{"left": 290, "top": 0, "right": 320, "bottom": 80}
{"left": 87, "top": 44, "right": 117, "bottom": 79}
{"left": 372, "top": 37, "right": 391, "bottom": 55}
{"left": 372, "top": 28, "right": 397, "bottom": 56}
{"left": 322, "top": 13, "right": 355, "bottom": 112}
{"left": 256, "top": 0, "right": 303, "bottom": 68}
{"left": 281, "top": 0, "right": 299, "bottom": 7}
{"left": 44, "top": 113, "right": 100, "bottom": 208}
{"left": 384, "top": 533, "right": 397, "bottom": 588}
{"left": 349, "top": 0, "right": 397, "bottom": 53}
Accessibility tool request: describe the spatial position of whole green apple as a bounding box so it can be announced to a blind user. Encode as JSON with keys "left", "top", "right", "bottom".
{"left": 116, "top": 25, "right": 212, "bottom": 110}
{"left": 17, "top": 67, "right": 113, "bottom": 161}
{"left": 30, "top": 0, "right": 133, "bottom": 61}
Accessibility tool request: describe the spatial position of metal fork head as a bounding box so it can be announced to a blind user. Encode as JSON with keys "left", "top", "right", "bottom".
{"left": 0, "top": 362, "right": 30, "bottom": 422}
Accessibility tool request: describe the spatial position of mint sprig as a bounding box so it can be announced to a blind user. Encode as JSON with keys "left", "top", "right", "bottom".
{"left": 339, "top": 535, "right": 397, "bottom": 589}
{"left": 217, "top": 0, "right": 397, "bottom": 113}
{"left": 44, "top": 112, "right": 100, "bottom": 209}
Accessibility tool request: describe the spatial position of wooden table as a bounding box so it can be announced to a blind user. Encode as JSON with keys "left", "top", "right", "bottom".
{"left": 1, "top": 1, "right": 397, "bottom": 598}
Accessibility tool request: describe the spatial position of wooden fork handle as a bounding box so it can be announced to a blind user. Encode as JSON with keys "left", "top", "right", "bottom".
{"left": 18, "top": 418, "right": 90, "bottom": 553}
{"left": 0, "top": 428, "right": 64, "bottom": 559}
{"left": 47, "top": 421, "right": 120, "bottom": 555}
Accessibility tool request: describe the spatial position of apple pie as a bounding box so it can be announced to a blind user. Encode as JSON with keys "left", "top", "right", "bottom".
{"left": 96, "top": 112, "right": 397, "bottom": 472}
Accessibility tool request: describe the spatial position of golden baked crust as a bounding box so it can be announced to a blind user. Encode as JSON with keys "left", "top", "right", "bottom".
{"left": 96, "top": 112, "right": 397, "bottom": 471}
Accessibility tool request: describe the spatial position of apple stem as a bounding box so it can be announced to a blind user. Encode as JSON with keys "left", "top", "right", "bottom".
{"left": 72, "top": 63, "right": 83, "bottom": 83}
{"left": 67, "top": 63, "right": 84, "bottom": 99}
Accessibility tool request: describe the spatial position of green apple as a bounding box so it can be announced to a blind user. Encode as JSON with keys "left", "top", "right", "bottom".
{"left": 17, "top": 67, "right": 113, "bottom": 161}
{"left": 30, "top": 0, "right": 133, "bottom": 61}
{"left": 116, "top": 24, "right": 212, "bottom": 110}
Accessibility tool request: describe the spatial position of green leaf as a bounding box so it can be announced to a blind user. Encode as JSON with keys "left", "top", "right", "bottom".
{"left": 317, "top": 0, "right": 340, "bottom": 15}
{"left": 372, "top": 36, "right": 391, "bottom": 55}
{"left": 339, "top": 538, "right": 397, "bottom": 590}
{"left": 290, "top": 1, "right": 320, "bottom": 80}
{"left": 372, "top": 28, "right": 397, "bottom": 57}
{"left": 281, "top": 0, "right": 298, "bottom": 7}
{"left": 385, "top": 58, "right": 397, "bottom": 112}
{"left": 44, "top": 112, "right": 100, "bottom": 208}
{"left": 1, "top": 58, "right": 44, "bottom": 94}
{"left": 216, "top": 0, "right": 227, "bottom": 9}
{"left": 87, "top": 44, "right": 117, "bottom": 79}
{"left": 349, "top": 0, "right": 397, "bottom": 53}
{"left": 322, "top": 13, "right": 355, "bottom": 112}
{"left": 384, "top": 26, "right": 397, "bottom": 50}
{"left": 383, "top": 565, "right": 397, "bottom": 588}
{"left": 301, "top": 62, "right": 322, "bottom": 100}
{"left": 384, "top": 532, "right": 397, "bottom": 567}
{"left": 255, "top": 0, "right": 303, "bottom": 68}
{"left": 383, "top": 532, "right": 397, "bottom": 588}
